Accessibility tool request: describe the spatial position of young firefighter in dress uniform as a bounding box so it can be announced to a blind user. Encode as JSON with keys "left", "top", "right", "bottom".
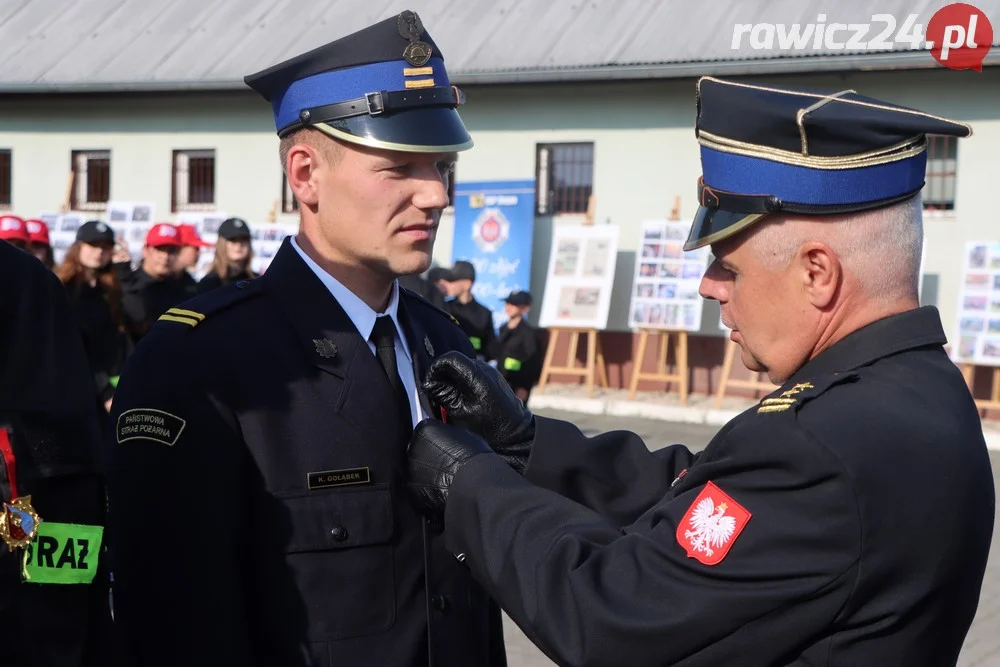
{"left": 497, "top": 290, "right": 540, "bottom": 403}
{"left": 106, "top": 10, "right": 506, "bottom": 667}
{"left": 406, "top": 77, "right": 994, "bottom": 666}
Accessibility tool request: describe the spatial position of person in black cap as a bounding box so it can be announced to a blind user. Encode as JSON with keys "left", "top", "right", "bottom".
{"left": 441, "top": 260, "right": 500, "bottom": 362}
{"left": 404, "top": 77, "right": 993, "bottom": 666}
{"left": 106, "top": 10, "right": 505, "bottom": 667}
{"left": 54, "top": 221, "right": 132, "bottom": 414}
{"left": 197, "top": 217, "right": 258, "bottom": 293}
{"left": 427, "top": 266, "right": 450, "bottom": 297}
{"left": 496, "top": 290, "right": 540, "bottom": 403}
{"left": 0, "top": 239, "right": 112, "bottom": 666}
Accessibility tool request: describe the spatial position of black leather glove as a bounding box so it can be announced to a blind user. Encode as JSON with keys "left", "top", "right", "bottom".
{"left": 407, "top": 419, "right": 494, "bottom": 517}
{"left": 424, "top": 351, "right": 535, "bottom": 474}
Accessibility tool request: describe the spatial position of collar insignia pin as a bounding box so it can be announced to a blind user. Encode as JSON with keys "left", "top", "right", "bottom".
{"left": 313, "top": 338, "right": 338, "bottom": 359}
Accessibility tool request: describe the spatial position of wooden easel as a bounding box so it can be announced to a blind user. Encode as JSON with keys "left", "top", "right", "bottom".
{"left": 626, "top": 196, "right": 692, "bottom": 403}
{"left": 628, "top": 329, "right": 689, "bottom": 403}
{"left": 713, "top": 340, "right": 776, "bottom": 408}
{"left": 961, "top": 363, "right": 1000, "bottom": 412}
{"left": 537, "top": 327, "right": 610, "bottom": 396}
{"left": 536, "top": 194, "right": 610, "bottom": 396}
{"left": 59, "top": 170, "right": 74, "bottom": 213}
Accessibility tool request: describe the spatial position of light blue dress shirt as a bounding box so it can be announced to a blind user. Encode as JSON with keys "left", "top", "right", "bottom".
{"left": 290, "top": 236, "right": 424, "bottom": 426}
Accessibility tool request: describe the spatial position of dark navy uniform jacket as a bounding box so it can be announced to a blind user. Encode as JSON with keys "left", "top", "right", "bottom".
{"left": 444, "top": 306, "right": 994, "bottom": 666}
{"left": 0, "top": 241, "right": 110, "bottom": 667}
{"left": 107, "top": 239, "right": 506, "bottom": 667}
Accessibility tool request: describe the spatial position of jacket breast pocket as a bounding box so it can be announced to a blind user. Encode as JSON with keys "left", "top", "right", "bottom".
{"left": 278, "top": 486, "right": 396, "bottom": 641}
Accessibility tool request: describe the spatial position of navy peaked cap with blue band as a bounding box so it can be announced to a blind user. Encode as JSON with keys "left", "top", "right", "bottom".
{"left": 684, "top": 76, "right": 973, "bottom": 251}
{"left": 244, "top": 10, "right": 472, "bottom": 153}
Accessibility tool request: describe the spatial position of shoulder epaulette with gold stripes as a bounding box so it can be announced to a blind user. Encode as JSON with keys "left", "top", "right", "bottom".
{"left": 158, "top": 307, "right": 206, "bottom": 328}
{"left": 757, "top": 372, "right": 860, "bottom": 415}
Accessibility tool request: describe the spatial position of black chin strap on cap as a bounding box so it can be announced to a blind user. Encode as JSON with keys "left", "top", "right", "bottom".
{"left": 286, "top": 85, "right": 465, "bottom": 137}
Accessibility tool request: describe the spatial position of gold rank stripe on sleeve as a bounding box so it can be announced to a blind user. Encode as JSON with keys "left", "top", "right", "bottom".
{"left": 158, "top": 307, "right": 207, "bottom": 328}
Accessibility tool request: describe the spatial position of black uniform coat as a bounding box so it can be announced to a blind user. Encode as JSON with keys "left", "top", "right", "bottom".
{"left": 107, "top": 239, "right": 506, "bottom": 667}
{"left": 443, "top": 307, "right": 994, "bottom": 666}
{"left": 445, "top": 298, "right": 499, "bottom": 361}
{"left": 0, "top": 242, "right": 109, "bottom": 667}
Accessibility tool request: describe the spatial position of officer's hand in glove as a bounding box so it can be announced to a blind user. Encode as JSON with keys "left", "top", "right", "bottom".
{"left": 424, "top": 351, "right": 534, "bottom": 474}
{"left": 407, "top": 419, "right": 494, "bottom": 516}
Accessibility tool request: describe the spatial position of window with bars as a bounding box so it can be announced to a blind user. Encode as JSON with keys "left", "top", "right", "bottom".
{"left": 535, "top": 142, "right": 594, "bottom": 215}
{"left": 172, "top": 149, "right": 216, "bottom": 212}
{"left": 0, "top": 150, "right": 10, "bottom": 209}
{"left": 922, "top": 135, "right": 957, "bottom": 211}
{"left": 70, "top": 150, "right": 110, "bottom": 210}
{"left": 282, "top": 173, "right": 299, "bottom": 214}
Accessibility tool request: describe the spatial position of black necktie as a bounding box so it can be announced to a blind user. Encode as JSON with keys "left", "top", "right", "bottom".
{"left": 370, "top": 316, "right": 413, "bottom": 435}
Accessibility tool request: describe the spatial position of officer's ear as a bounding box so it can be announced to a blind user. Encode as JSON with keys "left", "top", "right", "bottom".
{"left": 796, "top": 241, "right": 841, "bottom": 309}
{"left": 286, "top": 142, "right": 321, "bottom": 208}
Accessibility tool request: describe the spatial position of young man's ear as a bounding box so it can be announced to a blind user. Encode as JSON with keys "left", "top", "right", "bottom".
{"left": 286, "top": 143, "right": 321, "bottom": 208}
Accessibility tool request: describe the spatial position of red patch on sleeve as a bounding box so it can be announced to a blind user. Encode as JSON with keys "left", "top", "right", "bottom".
{"left": 676, "top": 481, "right": 751, "bottom": 566}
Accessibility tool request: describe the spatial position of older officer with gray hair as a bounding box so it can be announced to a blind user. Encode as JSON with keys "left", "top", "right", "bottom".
{"left": 405, "top": 77, "right": 995, "bottom": 666}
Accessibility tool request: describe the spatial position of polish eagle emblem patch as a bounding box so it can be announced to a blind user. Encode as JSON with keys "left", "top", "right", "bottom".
{"left": 676, "top": 481, "right": 751, "bottom": 566}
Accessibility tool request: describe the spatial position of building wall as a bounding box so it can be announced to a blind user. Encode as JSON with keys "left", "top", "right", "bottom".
{"left": 0, "top": 67, "right": 998, "bottom": 366}
{"left": 0, "top": 91, "right": 289, "bottom": 226}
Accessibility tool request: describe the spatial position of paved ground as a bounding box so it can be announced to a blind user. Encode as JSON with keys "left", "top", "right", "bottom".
{"left": 499, "top": 408, "right": 1000, "bottom": 666}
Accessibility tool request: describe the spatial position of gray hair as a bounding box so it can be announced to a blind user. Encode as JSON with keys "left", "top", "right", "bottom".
{"left": 747, "top": 195, "right": 923, "bottom": 304}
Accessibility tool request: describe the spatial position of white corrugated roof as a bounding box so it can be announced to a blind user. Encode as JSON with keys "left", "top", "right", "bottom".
{"left": 1, "top": 0, "right": 998, "bottom": 91}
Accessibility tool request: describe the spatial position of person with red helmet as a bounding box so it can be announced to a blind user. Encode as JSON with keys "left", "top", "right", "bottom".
{"left": 116, "top": 223, "right": 197, "bottom": 343}
{"left": 25, "top": 219, "right": 54, "bottom": 269}
{"left": 175, "top": 223, "right": 212, "bottom": 288}
{"left": 0, "top": 215, "right": 30, "bottom": 252}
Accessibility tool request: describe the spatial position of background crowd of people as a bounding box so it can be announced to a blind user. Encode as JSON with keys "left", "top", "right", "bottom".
{"left": 1, "top": 214, "right": 262, "bottom": 416}
{"left": 1, "top": 212, "right": 542, "bottom": 416}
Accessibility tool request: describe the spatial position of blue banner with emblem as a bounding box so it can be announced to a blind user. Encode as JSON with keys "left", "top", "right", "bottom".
{"left": 450, "top": 180, "right": 536, "bottom": 329}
